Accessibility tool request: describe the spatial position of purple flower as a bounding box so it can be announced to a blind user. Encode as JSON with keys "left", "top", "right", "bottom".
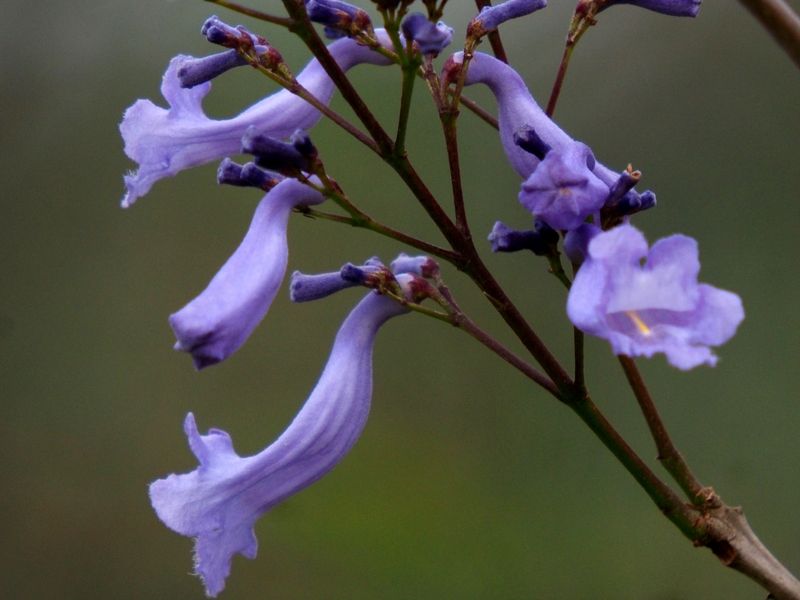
{"left": 150, "top": 277, "right": 413, "bottom": 597}
{"left": 567, "top": 224, "right": 744, "bottom": 369}
{"left": 598, "top": 0, "right": 701, "bottom": 17}
{"left": 119, "top": 30, "right": 393, "bottom": 207}
{"left": 469, "top": 0, "right": 548, "bottom": 35}
{"left": 169, "top": 179, "right": 324, "bottom": 369}
{"left": 518, "top": 141, "right": 608, "bottom": 230}
{"left": 457, "top": 51, "right": 619, "bottom": 186}
{"left": 401, "top": 13, "right": 454, "bottom": 55}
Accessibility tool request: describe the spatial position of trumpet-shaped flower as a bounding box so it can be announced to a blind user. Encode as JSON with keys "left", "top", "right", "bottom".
{"left": 169, "top": 179, "right": 324, "bottom": 369}
{"left": 518, "top": 141, "right": 608, "bottom": 230}
{"left": 150, "top": 276, "right": 413, "bottom": 597}
{"left": 567, "top": 224, "right": 744, "bottom": 369}
{"left": 119, "top": 30, "right": 393, "bottom": 207}
{"left": 456, "top": 51, "right": 619, "bottom": 185}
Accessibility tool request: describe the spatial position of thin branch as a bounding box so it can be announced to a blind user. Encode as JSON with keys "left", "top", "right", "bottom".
{"left": 617, "top": 356, "right": 707, "bottom": 504}
{"left": 282, "top": 0, "right": 396, "bottom": 154}
{"left": 573, "top": 327, "right": 585, "bottom": 391}
{"left": 460, "top": 95, "right": 499, "bottom": 129}
{"left": 395, "top": 59, "right": 418, "bottom": 154}
{"left": 473, "top": 0, "right": 510, "bottom": 63}
{"left": 546, "top": 42, "right": 575, "bottom": 117}
{"left": 243, "top": 59, "right": 380, "bottom": 153}
{"left": 296, "top": 207, "right": 460, "bottom": 264}
{"left": 565, "top": 393, "right": 699, "bottom": 539}
{"left": 738, "top": 0, "right": 800, "bottom": 68}
{"left": 440, "top": 111, "right": 470, "bottom": 234}
{"left": 205, "top": 0, "right": 293, "bottom": 27}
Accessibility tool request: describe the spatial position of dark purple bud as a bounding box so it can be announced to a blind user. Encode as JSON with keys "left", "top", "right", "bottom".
{"left": 291, "top": 257, "right": 388, "bottom": 303}
{"left": 175, "top": 50, "right": 248, "bottom": 88}
{"left": 201, "top": 16, "right": 264, "bottom": 49}
{"left": 401, "top": 13, "right": 454, "bottom": 55}
{"left": 468, "top": 0, "right": 548, "bottom": 37}
{"left": 307, "top": 0, "right": 372, "bottom": 35}
{"left": 290, "top": 271, "right": 358, "bottom": 302}
{"left": 513, "top": 125, "right": 552, "bottom": 160}
{"left": 290, "top": 130, "right": 318, "bottom": 161}
{"left": 242, "top": 127, "right": 314, "bottom": 173}
{"left": 340, "top": 262, "right": 398, "bottom": 293}
{"left": 217, "top": 159, "right": 283, "bottom": 191}
{"left": 601, "top": 168, "right": 656, "bottom": 225}
{"left": 488, "top": 220, "right": 557, "bottom": 256}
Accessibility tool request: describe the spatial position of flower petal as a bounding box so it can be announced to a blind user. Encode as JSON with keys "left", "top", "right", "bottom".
{"left": 151, "top": 282, "right": 412, "bottom": 596}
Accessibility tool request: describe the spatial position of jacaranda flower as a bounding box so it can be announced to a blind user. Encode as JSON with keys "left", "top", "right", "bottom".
{"left": 169, "top": 178, "right": 324, "bottom": 369}
{"left": 567, "top": 224, "right": 744, "bottom": 369}
{"left": 597, "top": 0, "right": 701, "bottom": 17}
{"left": 119, "top": 30, "right": 393, "bottom": 207}
{"left": 456, "top": 51, "right": 619, "bottom": 185}
{"left": 518, "top": 141, "right": 608, "bottom": 230}
{"left": 401, "top": 13, "right": 454, "bottom": 55}
{"left": 469, "top": 0, "right": 548, "bottom": 36}
{"left": 150, "top": 273, "right": 415, "bottom": 596}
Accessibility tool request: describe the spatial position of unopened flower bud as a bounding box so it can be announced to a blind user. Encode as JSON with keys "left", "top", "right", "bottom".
{"left": 401, "top": 13, "right": 454, "bottom": 55}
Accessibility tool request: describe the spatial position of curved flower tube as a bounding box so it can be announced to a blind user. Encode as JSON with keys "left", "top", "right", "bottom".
{"left": 456, "top": 51, "right": 621, "bottom": 186}
{"left": 150, "top": 278, "right": 412, "bottom": 597}
{"left": 169, "top": 179, "right": 324, "bottom": 369}
{"left": 567, "top": 224, "right": 744, "bottom": 369}
{"left": 598, "top": 0, "right": 701, "bottom": 17}
{"left": 119, "top": 30, "right": 393, "bottom": 207}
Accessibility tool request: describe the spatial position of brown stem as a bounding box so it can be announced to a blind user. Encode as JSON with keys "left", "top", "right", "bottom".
{"left": 546, "top": 41, "right": 575, "bottom": 117}
{"left": 455, "top": 313, "right": 559, "bottom": 397}
{"left": 738, "top": 0, "right": 800, "bottom": 68}
{"left": 701, "top": 506, "right": 800, "bottom": 600}
{"left": 440, "top": 110, "right": 470, "bottom": 234}
{"left": 435, "top": 281, "right": 559, "bottom": 397}
{"left": 617, "top": 356, "right": 707, "bottom": 503}
{"left": 460, "top": 95, "right": 499, "bottom": 129}
{"left": 473, "top": 0, "right": 510, "bottom": 63}
{"left": 282, "top": 0, "right": 396, "bottom": 155}
{"left": 205, "top": 0, "right": 293, "bottom": 27}
{"left": 573, "top": 327, "right": 585, "bottom": 390}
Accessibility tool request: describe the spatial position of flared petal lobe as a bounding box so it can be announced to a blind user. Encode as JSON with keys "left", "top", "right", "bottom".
{"left": 567, "top": 225, "right": 743, "bottom": 369}
{"left": 119, "top": 32, "right": 393, "bottom": 207}
{"left": 169, "top": 179, "right": 324, "bottom": 369}
{"left": 151, "top": 287, "right": 410, "bottom": 596}
{"left": 518, "top": 142, "right": 608, "bottom": 230}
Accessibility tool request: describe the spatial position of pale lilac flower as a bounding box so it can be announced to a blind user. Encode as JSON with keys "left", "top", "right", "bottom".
{"left": 567, "top": 224, "right": 744, "bottom": 369}
{"left": 598, "top": 0, "right": 701, "bottom": 17}
{"left": 518, "top": 141, "right": 608, "bottom": 230}
{"left": 150, "top": 275, "right": 414, "bottom": 597}
{"left": 169, "top": 179, "right": 324, "bottom": 369}
{"left": 456, "top": 51, "right": 619, "bottom": 185}
{"left": 119, "top": 30, "right": 393, "bottom": 207}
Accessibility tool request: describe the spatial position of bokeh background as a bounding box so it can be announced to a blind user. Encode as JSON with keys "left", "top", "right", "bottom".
{"left": 2, "top": 1, "right": 798, "bottom": 598}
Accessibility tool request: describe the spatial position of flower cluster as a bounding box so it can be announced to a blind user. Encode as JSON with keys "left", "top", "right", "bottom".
{"left": 117, "top": 0, "right": 752, "bottom": 596}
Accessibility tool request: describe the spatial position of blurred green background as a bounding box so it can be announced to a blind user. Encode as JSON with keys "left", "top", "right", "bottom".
{"left": 1, "top": 1, "right": 798, "bottom": 598}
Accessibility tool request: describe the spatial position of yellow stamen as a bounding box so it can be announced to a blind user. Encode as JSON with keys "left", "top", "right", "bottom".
{"left": 626, "top": 310, "right": 652, "bottom": 336}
